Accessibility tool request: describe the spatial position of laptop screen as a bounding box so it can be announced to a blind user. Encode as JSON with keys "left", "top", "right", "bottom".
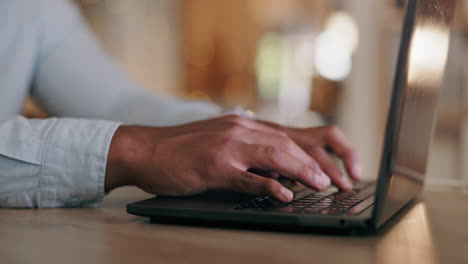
{"left": 373, "top": 0, "right": 454, "bottom": 228}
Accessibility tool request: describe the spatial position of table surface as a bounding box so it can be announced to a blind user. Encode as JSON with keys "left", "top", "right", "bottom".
{"left": 1, "top": 187, "right": 467, "bottom": 264}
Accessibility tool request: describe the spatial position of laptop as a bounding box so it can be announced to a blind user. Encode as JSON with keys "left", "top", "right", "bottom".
{"left": 127, "top": 0, "right": 455, "bottom": 232}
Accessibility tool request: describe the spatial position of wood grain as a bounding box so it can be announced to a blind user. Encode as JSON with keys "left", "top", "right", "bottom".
{"left": 1, "top": 187, "right": 466, "bottom": 264}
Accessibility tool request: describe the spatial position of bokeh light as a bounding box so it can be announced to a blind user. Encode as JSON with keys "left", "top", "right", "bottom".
{"left": 325, "top": 11, "right": 359, "bottom": 54}
{"left": 314, "top": 31, "right": 352, "bottom": 81}
{"left": 313, "top": 11, "right": 358, "bottom": 81}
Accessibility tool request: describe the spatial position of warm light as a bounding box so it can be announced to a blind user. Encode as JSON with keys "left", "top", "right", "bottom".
{"left": 292, "top": 34, "right": 316, "bottom": 78}
{"left": 256, "top": 30, "right": 314, "bottom": 114}
{"left": 374, "top": 203, "right": 437, "bottom": 264}
{"left": 223, "top": 74, "right": 255, "bottom": 107}
{"left": 314, "top": 31, "right": 352, "bottom": 81}
{"left": 255, "top": 33, "right": 283, "bottom": 100}
{"left": 313, "top": 11, "right": 358, "bottom": 81}
{"left": 324, "top": 11, "right": 359, "bottom": 54}
{"left": 407, "top": 25, "right": 450, "bottom": 88}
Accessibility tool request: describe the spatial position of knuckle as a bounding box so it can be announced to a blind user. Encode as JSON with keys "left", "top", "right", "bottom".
{"left": 262, "top": 145, "right": 280, "bottom": 157}
{"left": 277, "top": 134, "right": 292, "bottom": 149}
{"left": 237, "top": 171, "right": 255, "bottom": 190}
{"left": 276, "top": 130, "right": 288, "bottom": 138}
{"left": 300, "top": 164, "right": 310, "bottom": 179}
{"left": 307, "top": 146, "right": 320, "bottom": 155}
{"left": 216, "top": 136, "right": 232, "bottom": 147}
{"left": 223, "top": 123, "right": 244, "bottom": 136}
{"left": 332, "top": 167, "right": 343, "bottom": 178}
{"left": 224, "top": 114, "right": 245, "bottom": 125}
{"left": 343, "top": 147, "right": 356, "bottom": 158}
{"left": 254, "top": 145, "right": 282, "bottom": 164}
{"left": 238, "top": 172, "right": 249, "bottom": 186}
{"left": 277, "top": 136, "right": 291, "bottom": 147}
{"left": 324, "top": 125, "right": 340, "bottom": 136}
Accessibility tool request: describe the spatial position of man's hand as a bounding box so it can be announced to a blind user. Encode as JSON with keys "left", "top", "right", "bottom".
{"left": 259, "top": 120, "right": 362, "bottom": 191}
{"left": 105, "top": 115, "right": 361, "bottom": 202}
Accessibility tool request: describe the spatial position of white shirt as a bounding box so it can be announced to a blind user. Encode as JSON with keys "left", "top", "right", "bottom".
{"left": 0, "top": 0, "right": 222, "bottom": 208}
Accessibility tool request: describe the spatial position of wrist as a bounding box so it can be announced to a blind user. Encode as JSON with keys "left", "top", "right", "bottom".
{"left": 105, "top": 125, "right": 154, "bottom": 192}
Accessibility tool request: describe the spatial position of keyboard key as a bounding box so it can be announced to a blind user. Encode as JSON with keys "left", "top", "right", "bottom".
{"left": 307, "top": 204, "right": 329, "bottom": 209}
{"left": 300, "top": 197, "right": 321, "bottom": 202}
{"left": 291, "top": 204, "right": 307, "bottom": 208}
{"left": 234, "top": 184, "right": 375, "bottom": 215}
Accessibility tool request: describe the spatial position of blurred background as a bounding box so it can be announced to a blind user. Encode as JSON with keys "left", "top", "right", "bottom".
{"left": 23, "top": 0, "right": 468, "bottom": 191}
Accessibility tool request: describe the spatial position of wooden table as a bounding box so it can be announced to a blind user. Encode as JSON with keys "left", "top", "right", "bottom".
{"left": 1, "top": 187, "right": 467, "bottom": 264}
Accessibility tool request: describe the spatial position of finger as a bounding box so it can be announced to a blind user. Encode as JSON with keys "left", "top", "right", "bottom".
{"left": 323, "top": 126, "right": 362, "bottom": 181}
{"left": 230, "top": 169, "right": 293, "bottom": 202}
{"left": 311, "top": 148, "right": 353, "bottom": 191}
{"left": 243, "top": 129, "right": 324, "bottom": 174}
{"left": 239, "top": 143, "right": 330, "bottom": 191}
{"left": 242, "top": 129, "right": 331, "bottom": 189}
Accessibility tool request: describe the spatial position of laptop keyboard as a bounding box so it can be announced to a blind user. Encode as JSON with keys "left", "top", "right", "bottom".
{"left": 234, "top": 183, "right": 375, "bottom": 216}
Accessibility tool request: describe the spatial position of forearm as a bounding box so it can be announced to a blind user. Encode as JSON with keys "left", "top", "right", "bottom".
{"left": 31, "top": 0, "right": 222, "bottom": 126}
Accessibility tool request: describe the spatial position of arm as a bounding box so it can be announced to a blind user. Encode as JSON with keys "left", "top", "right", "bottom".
{"left": 32, "top": 1, "right": 360, "bottom": 202}
{"left": 0, "top": 1, "right": 360, "bottom": 208}
{"left": 0, "top": 0, "right": 192, "bottom": 208}
{"left": 0, "top": 0, "right": 220, "bottom": 208}
{"left": 31, "top": 0, "right": 221, "bottom": 126}
{"left": 0, "top": 115, "right": 360, "bottom": 208}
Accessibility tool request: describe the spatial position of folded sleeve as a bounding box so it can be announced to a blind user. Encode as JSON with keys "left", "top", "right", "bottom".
{"left": 0, "top": 116, "right": 120, "bottom": 208}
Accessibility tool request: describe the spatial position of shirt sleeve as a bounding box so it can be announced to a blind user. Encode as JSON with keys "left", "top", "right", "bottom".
{"left": 0, "top": 116, "right": 120, "bottom": 208}
{"left": 0, "top": 1, "right": 224, "bottom": 208}
{"left": 31, "top": 0, "right": 222, "bottom": 126}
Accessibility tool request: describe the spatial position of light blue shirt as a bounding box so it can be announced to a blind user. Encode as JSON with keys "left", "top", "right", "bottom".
{"left": 0, "top": 0, "right": 221, "bottom": 208}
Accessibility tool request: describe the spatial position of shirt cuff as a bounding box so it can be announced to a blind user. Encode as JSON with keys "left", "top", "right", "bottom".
{"left": 39, "top": 118, "right": 120, "bottom": 208}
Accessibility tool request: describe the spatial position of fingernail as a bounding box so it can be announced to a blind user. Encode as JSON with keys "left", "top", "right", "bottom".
{"left": 343, "top": 178, "right": 353, "bottom": 191}
{"left": 280, "top": 187, "right": 293, "bottom": 201}
{"left": 317, "top": 172, "right": 331, "bottom": 189}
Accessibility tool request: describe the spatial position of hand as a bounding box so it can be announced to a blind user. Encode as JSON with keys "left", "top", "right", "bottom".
{"left": 259, "top": 120, "right": 362, "bottom": 191}
{"left": 105, "top": 115, "right": 360, "bottom": 202}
